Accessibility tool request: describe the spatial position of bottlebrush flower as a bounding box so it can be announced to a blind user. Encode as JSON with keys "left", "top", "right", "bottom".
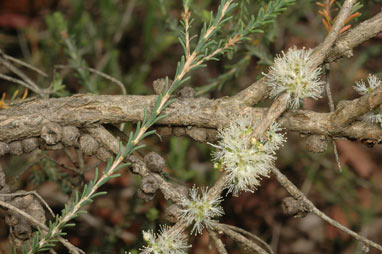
{"left": 264, "top": 46, "right": 325, "bottom": 109}
{"left": 353, "top": 74, "right": 382, "bottom": 126}
{"left": 141, "top": 225, "right": 190, "bottom": 254}
{"left": 180, "top": 186, "right": 224, "bottom": 235}
{"left": 211, "top": 115, "right": 285, "bottom": 195}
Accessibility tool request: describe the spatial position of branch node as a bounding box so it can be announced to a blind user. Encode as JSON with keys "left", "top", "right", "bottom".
{"left": 144, "top": 152, "right": 166, "bottom": 173}
{"left": 302, "top": 134, "right": 328, "bottom": 153}
{"left": 281, "top": 197, "right": 309, "bottom": 218}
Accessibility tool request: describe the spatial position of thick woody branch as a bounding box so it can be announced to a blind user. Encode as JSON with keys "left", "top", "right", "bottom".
{"left": 1, "top": 94, "right": 382, "bottom": 144}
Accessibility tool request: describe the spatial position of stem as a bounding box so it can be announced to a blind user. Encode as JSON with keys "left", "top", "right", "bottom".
{"left": 271, "top": 166, "right": 382, "bottom": 252}
{"left": 249, "top": 93, "right": 289, "bottom": 140}
{"left": 0, "top": 200, "right": 84, "bottom": 254}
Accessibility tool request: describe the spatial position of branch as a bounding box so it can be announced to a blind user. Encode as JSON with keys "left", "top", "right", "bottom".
{"left": 271, "top": 166, "right": 382, "bottom": 252}
{"left": 1, "top": 93, "right": 382, "bottom": 145}
{"left": 249, "top": 93, "right": 289, "bottom": 140}
{"left": 221, "top": 223, "right": 274, "bottom": 254}
{"left": 326, "top": 11, "right": 382, "bottom": 63}
{"left": 207, "top": 229, "right": 228, "bottom": 254}
{"left": 212, "top": 223, "right": 269, "bottom": 254}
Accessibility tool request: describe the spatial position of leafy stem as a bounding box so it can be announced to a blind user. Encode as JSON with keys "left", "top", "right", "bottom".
{"left": 24, "top": 0, "right": 241, "bottom": 253}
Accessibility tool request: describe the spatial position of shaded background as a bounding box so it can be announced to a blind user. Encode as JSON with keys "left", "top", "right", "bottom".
{"left": 0, "top": 0, "right": 382, "bottom": 253}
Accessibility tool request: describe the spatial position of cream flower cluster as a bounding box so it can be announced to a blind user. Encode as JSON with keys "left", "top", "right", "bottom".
{"left": 353, "top": 74, "right": 382, "bottom": 126}
{"left": 212, "top": 115, "right": 285, "bottom": 195}
{"left": 141, "top": 225, "right": 190, "bottom": 254}
{"left": 264, "top": 47, "right": 325, "bottom": 109}
{"left": 180, "top": 186, "right": 224, "bottom": 235}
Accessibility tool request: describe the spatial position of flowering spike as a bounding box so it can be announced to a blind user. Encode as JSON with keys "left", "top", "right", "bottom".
{"left": 263, "top": 46, "right": 325, "bottom": 109}
{"left": 141, "top": 225, "right": 190, "bottom": 254}
{"left": 180, "top": 186, "right": 224, "bottom": 235}
{"left": 211, "top": 115, "right": 285, "bottom": 195}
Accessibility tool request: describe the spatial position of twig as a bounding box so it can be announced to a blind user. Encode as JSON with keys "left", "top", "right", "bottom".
{"left": 222, "top": 223, "right": 274, "bottom": 254}
{"left": 64, "top": 148, "right": 77, "bottom": 166}
{"left": 207, "top": 171, "right": 229, "bottom": 200}
{"left": 0, "top": 73, "right": 35, "bottom": 90}
{"left": 113, "top": 0, "right": 137, "bottom": 44}
{"left": 195, "top": 67, "right": 237, "bottom": 96}
{"left": 55, "top": 64, "right": 127, "bottom": 95}
{"left": 84, "top": 161, "right": 101, "bottom": 172}
{"left": 0, "top": 49, "right": 47, "bottom": 77}
{"left": 0, "top": 191, "right": 55, "bottom": 217}
{"left": 310, "top": 0, "right": 356, "bottom": 68}
{"left": 0, "top": 54, "right": 46, "bottom": 97}
{"left": 49, "top": 249, "right": 58, "bottom": 254}
{"left": 270, "top": 223, "right": 281, "bottom": 254}
{"left": 0, "top": 164, "right": 55, "bottom": 218}
{"left": 270, "top": 166, "right": 382, "bottom": 252}
{"left": 79, "top": 213, "right": 135, "bottom": 242}
{"left": 249, "top": 93, "right": 289, "bottom": 140}
{"left": 88, "top": 53, "right": 111, "bottom": 89}
{"left": 0, "top": 199, "right": 84, "bottom": 254}
{"left": 324, "top": 64, "right": 342, "bottom": 172}
{"left": 17, "top": 31, "right": 31, "bottom": 59}
{"left": 213, "top": 223, "right": 269, "bottom": 254}
{"left": 88, "top": 67, "right": 127, "bottom": 95}
{"left": 42, "top": 155, "right": 81, "bottom": 174}
{"left": 208, "top": 229, "right": 228, "bottom": 254}
{"left": 75, "top": 148, "right": 85, "bottom": 172}
{"left": 182, "top": 3, "right": 192, "bottom": 60}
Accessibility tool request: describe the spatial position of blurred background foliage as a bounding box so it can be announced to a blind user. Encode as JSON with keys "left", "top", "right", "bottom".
{"left": 0, "top": 0, "right": 381, "bottom": 253}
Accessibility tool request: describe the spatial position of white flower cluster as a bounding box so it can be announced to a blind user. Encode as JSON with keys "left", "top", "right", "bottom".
{"left": 180, "top": 186, "right": 224, "bottom": 235}
{"left": 141, "top": 225, "right": 190, "bottom": 254}
{"left": 212, "top": 115, "right": 285, "bottom": 195}
{"left": 264, "top": 46, "right": 325, "bottom": 109}
{"left": 353, "top": 74, "right": 382, "bottom": 126}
